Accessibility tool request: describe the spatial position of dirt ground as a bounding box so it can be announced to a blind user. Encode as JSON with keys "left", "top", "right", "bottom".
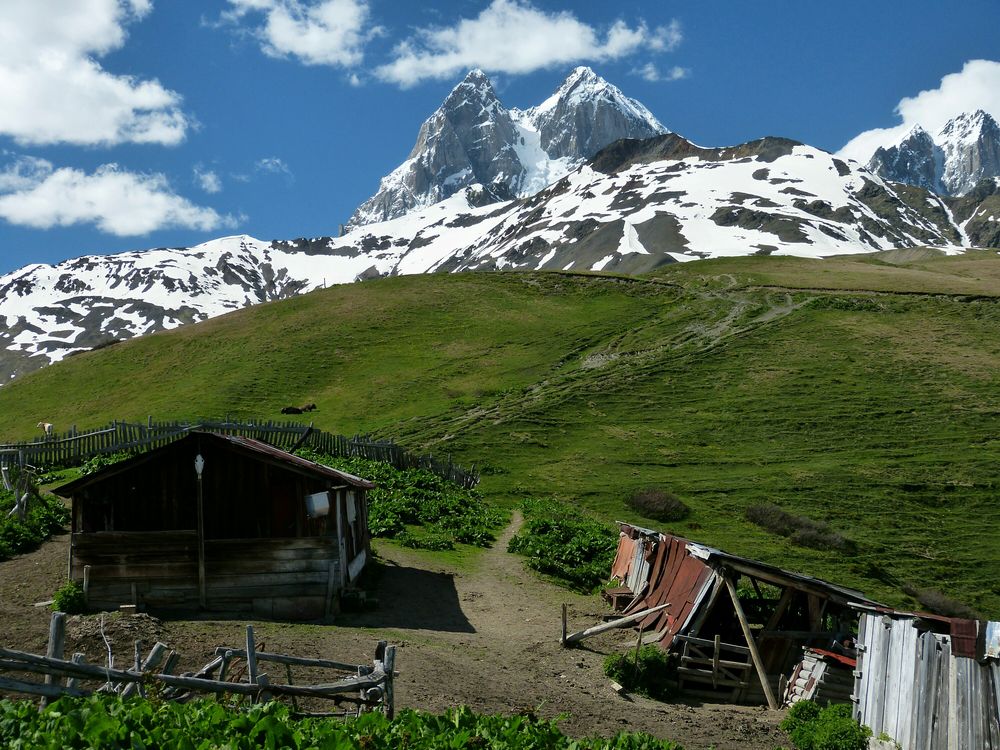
{"left": 0, "top": 518, "right": 789, "bottom": 749}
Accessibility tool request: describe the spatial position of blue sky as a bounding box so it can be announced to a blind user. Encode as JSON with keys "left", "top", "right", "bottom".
{"left": 1, "top": 0, "right": 999, "bottom": 275}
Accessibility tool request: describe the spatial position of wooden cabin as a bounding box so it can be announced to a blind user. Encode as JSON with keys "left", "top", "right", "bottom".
{"left": 55, "top": 431, "right": 374, "bottom": 620}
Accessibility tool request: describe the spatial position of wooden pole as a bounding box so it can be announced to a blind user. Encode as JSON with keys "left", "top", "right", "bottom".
{"left": 382, "top": 645, "right": 396, "bottom": 719}
{"left": 723, "top": 574, "right": 778, "bottom": 709}
{"left": 65, "top": 654, "right": 85, "bottom": 691}
{"left": 324, "top": 562, "right": 337, "bottom": 619}
{"left": 561, "top": 603, "right": 568, "bottom": 645}
{"left": 197, "top": 473, "right": 206, "bottom": 608}
{"left": 246, "top": 625, "right": 259, "bottom": 686}
{"left": 82, "top": 565, "right": 90, "bottom": 606}
{"left": 562, "top": 603, "right": 670, "bottom": 646}
{"left": 41, "top": 611, "right": 66, "bottom": 706}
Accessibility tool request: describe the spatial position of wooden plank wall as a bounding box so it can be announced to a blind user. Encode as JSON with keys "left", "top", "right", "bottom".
{"left": 72, "top": 532, "right": 339, "bottom": 619}
{"left": 72, "top": 530, "right": 199, "bottom": 611}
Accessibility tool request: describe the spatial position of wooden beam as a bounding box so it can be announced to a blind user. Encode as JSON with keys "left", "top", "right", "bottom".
{"left": 723, "top": 575, "right": 778, "bottom": 710}
{"left": 213, "top": 648, "right": 360, "bottom": 672}
{"left": 763, "top": 586, "right": 794, "bottom": 632}
{"left": 716, "top": 560, "right": 857, "bottom": 605}
{"left": 562, "top": 603, "right": 670, "bottom": 646}
{"left": 197, "top": 475, "right": 206, "bottom": 609}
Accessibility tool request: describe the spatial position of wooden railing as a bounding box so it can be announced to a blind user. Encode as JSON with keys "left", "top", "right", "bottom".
{"left": 0, "top": 417, "right": 479, "bottom": 488}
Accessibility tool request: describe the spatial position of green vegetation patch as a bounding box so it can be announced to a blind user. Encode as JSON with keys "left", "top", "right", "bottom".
{"left": 603, "top": 645, "right": 678, "bottom": 701}
{"left": 0, "top": 697, "right": 683, "bottom": 750}
{"left": 0, "top": 484, "right": 69, "bottom": 562}
{"left": 298, "top": 452, "right": 505, "bottom": 550}
{"left": 779, "top": 700, "right": 871, "bottom": 750}
{"left": 52, "top": 580, "right": 87, "bottom": 614}
{"left": 507, "top": 498, "right": 618, "bottom": 592}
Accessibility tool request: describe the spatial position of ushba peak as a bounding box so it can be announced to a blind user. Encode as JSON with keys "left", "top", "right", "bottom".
{"left": 346, "top": 67, "right": 668, "bottom": 228}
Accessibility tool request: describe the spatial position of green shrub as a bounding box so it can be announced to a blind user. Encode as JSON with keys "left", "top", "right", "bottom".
{"left": 0, "top": 696, "right": 685, "bottom": 749}
{"left": 626, "top": 488, "right": 690, "bottom": 523}
{"left": 603, "top": 645, "right": 677, "bottom": 701}
{"left": 0, "top": 490, "right": 69, "bottom": 562}
{"left": 507, "top": 498, "right": 618, "bottom": 592}
{"left": 296, "top": 451, "right": 505, "bottom": 549}
{"left": 52, "top": 581, "right": 87, "bottom": 614}
{"left": 397, "top": 528, "right": 455, "bottom": 551}
{"left": 780, "top": 701, "right": 871, "bottom": 750}
{"left": 745, "top": 504, "right": 856, "bottom": 553}
{"left": 79, "top": 450, "right": 136, "bottom": 476}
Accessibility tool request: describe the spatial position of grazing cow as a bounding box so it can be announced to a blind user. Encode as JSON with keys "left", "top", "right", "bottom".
{"left": 37, "top": 422, "right": 54, "bottom": 436}
{"left": 281, "top": 406, "right": 303, "bottom": 415}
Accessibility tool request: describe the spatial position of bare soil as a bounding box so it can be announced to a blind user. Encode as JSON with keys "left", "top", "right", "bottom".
{"left": 0, "top": 518, "right": 789, "bottom": 749}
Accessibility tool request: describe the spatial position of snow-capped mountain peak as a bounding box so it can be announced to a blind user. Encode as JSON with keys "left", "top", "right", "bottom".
{"left": 865, "top": 110, "right": 1000, "bottom": 196}
{"left": 347, "top": 66, "right": 667, "bottom": 228}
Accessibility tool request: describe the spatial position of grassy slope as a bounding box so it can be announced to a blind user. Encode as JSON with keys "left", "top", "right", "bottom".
{"left": 2, "top": 253, "right": 998, "bottom": 615}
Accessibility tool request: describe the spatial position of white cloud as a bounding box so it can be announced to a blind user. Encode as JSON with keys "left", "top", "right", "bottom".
{"left": 255, "top": 157, "right": 294, "bottom": 180}
{"left": 0, "top": 155, "right": 54, "bottom": 192}
{"left": 225, "top": 0, "right": 380, "bottom": 67}
{"left": 0, "top": 0, "right": 188, "bottom": 146}
{"left": 376, "top": 0, "right": 681, "bottom": 87}
{"left": 633, "top": 63, "right": 688, "bottom": 83}
{"left": 0, "top": 158, "right": 234, "bottom": 235}
{"left": 839, "top": 59, "right": 1000, "bottom": 163}
{"left": 194, "top": 166, "right": 223, "bottom": 194}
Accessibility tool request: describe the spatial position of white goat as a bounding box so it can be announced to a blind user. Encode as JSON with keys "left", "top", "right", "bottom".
{"left": 37, "top": 421, "right": 53, "bottom": 436}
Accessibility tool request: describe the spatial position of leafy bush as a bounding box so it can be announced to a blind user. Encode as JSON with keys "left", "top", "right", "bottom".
{"left": 780, "top": 701, "right": 871, "bottom": 750}
{"left": 626, "top": 488, "right": 690, "bottom": 523}
{"left": 296, "top": 451, "right": 505, "bottom": 549}
{"left": 397, "top": 528, "right": 455, "bottom": 551}
{"left": 79, "top": 450, "right": 135, "bottom": 476}
{"left": 507, "top": 498, "right": 618, "bottom": 592}
{"left": 0, "top": 489, "right": 69, "bottom": 561}
{"left": 52, "top": 580, "right": 87, "bottom": 614}
{"left": 603, "top": 645, "right": 677, "bottom": 701}
{"left": 745, "top": 504, "right": 855, "bottom": 553}
{"left": 0, "top": 697, "right": 685, "bottom": 749}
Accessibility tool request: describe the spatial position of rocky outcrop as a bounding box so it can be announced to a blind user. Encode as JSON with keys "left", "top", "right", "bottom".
{"left": 866, "top": 111, "right": 1000, "bottom": 197}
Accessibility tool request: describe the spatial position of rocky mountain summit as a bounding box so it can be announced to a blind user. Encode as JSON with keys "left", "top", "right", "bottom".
{"left": 867, "top": 110, "right": 1000, "bottom": 196}
{"left": 347, "top": 67, "right": 665, "bottom": 227}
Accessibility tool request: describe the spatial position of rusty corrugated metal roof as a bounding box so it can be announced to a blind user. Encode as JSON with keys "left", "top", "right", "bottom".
{"left": 616, "top": 524, "right": 715, "bottom": 649}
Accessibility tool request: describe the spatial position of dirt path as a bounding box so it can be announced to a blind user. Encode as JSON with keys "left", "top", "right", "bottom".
{"left": 0, "top": 522, "right": 788, "bottom": 749}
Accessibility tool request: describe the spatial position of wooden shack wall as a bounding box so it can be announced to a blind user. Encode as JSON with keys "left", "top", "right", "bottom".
{"left": 66, "top": 435, "right": 372, "bottom": 619}
{"left": 72, "top": 533, "right": 341, "bottom": 619}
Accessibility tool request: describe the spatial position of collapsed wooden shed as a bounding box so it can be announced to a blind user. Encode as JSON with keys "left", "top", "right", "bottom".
{"left": 608, "top": 523, "right": 881, "bottom": 708}
{"left": 55, "top": 431, "right": 374, "bottom": 620}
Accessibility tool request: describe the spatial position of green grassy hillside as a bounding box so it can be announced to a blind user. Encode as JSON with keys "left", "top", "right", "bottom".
{"left": 2, "top": 252, "right": 999, "bottom": 616}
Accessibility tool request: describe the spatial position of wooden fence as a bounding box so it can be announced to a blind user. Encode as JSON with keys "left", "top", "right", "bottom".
{"left": 0, "top": 417, "right": 479, "bottom": 489}
{"left": 0, "top": 611, "right": 397, "bottom": 717}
